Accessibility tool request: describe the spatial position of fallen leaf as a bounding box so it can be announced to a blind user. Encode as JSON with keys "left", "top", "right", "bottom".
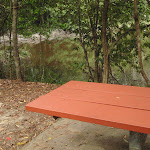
{"left": 0, "top": 147, "right": 3, "bottom": 150}
{"left": 15, "top": 124, "right": 20, "bottom": 128}
{"left": 49, "top": 137, "right": 52, "bottom": 140}
{"left": 123, "top": 135, "right": 128, "bottom": 143}
{"left": 19, "top": 100, "right": 27, "bottom": 103}
{"left": 17, "top": 140, "right": 28, "bottom": 145}
{"left": 0, "top": 128, "right": 5, "bottom": 132}
{"left": 6, "top": 137, "right": 11, "bottom": 140}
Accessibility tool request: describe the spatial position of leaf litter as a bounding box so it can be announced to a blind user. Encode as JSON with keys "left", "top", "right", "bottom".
{"left": 0, "top": 79, "right": 59, "bottom": 150}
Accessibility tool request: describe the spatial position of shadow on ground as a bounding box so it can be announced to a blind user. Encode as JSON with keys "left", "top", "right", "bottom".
{"left": 21, "top": 118, "right": 150, "bottom": 150}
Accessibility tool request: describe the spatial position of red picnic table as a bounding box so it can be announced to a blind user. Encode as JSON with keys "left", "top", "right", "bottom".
{"left": 26, "top": 81, "right": 150, "bottom": 150}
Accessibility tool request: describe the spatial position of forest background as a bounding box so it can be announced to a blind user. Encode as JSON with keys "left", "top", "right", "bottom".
{"left": 0, "top": 0, "right": 150, "bottom": 86}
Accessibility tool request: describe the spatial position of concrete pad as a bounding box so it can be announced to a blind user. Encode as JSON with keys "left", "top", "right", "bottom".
{"left": 21, "top": 118, "right": 150, "bottom": 150}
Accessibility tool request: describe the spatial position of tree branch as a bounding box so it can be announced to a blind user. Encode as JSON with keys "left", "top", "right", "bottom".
{"left": 134, "top": 0, "right": 150, "bottom": 87}
{"left": 108, "top": 24, "right": 150, "bottom": 55}
{"left": 78, "top": 0, "right": 94, "bottom": 82}
{"left": 109, "top": 65, "right": 121, "bottom": 84}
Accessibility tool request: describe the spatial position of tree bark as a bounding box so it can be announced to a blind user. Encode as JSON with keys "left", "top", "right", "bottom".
{"left": 9, "top": 30, "right": 13, "bottom": 79}
{"left": 134, "top": 0, "right": 150, "bottom": 87}
{"left": 93, "top": 2, "right": 100, "bottom": 83}
{"left": 12, "top": 0, "right": 22, "bottom": 80}
{"left": 101, "top": 0, "right": 109, "bottom": 83}
{"left": 9, "top": 0, "right": 13, "bottom": 79}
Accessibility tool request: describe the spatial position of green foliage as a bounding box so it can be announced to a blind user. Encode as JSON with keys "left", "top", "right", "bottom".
{"left": 0, "top": 0, "right": 150, "bottom": 85}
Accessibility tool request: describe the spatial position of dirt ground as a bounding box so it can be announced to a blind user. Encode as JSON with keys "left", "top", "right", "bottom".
{"left": 0, "top": 79, "right": 59, "bottom": 150}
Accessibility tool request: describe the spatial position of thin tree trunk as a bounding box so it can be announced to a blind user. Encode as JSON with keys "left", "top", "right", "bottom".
{"left": 109, "top": 65, "right": 120, "bottom": 84}
{"left": 98, "top": 65, "right": 103, "bottom": 82}
{"left": 12, "top": 0, "right": 22, "bottom": 80}
{"left": 94, "top": 46, "right": 99, "bottom": 82}
{"left": 90, "top": 15, "right": 99, "bottom": 82}
{"left": 41, "top": 66, "right": 45, "bottom": 82}
{"left": 3, "top": 35, "right": 6, "bottom": 61}
{"left": 9, "top": 31, "right": 13, "bottom": 79}
{"left": 9, "top": 0, "right": 13, "bottom": 79}
{"left": 102, "top": 0, "right": 109, "bottom": 83}
{"left": 134, "top": 0, "right": 150, "bottom": 87}
{"left": 85, "top": 0, "right": 100, "bottom": 82}
{"left": 39, "top": 34, "right": 42, "bottom": 76}
{"left": 78, "top": 0, "right": 94, "bottom": 82}
{"left": 92, "top": 3, "right": 99, "bottom": 83}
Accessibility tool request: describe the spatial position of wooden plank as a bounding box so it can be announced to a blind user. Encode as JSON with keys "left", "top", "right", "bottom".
{"left": 62, "top": 81, "right": 150, "bottom": 98}
{"left": 26, "top": 94, "right": 150, "bottom": 134}
{"left": 48, "top": 86, "right": 150, "bottom": 111}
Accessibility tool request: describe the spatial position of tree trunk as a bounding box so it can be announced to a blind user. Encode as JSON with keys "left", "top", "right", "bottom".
{"left": 78, "top": 0, "right": 94, "bottom": 82}
{"left": 9, "top": 30, "right": 13, "bottom": 79}
{"left": 92, "top": 1, "right": 99, "bottom": 82}
{"left": 101, "top": 0, "right": 109, "bottom": 83}
{"left": 134, "top": 0, "right": 150, "bottom": 87}
{"left": 91, "top": 15, "right": 99, "bottom": 83}
{"left": 12, "top": 0, "right": 22, "bottom": 80}
{"left": 9, "top": 0, "right": 13, "bottom": 79}
{"left": 85, "top": 0, "right": 100, "bottom": 82}
{"left": 94, "top": 47, "right": 99, "bottom": 82}
{"left": 39, "top": 34, "right": 43, "bottom": 77}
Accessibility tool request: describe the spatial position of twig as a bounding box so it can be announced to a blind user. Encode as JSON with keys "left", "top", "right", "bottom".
{"left": 109, "top": 65, "right": 121, "bottom": 84}
{"left": 108, "top": 24, "right": 150, "bottom": 55}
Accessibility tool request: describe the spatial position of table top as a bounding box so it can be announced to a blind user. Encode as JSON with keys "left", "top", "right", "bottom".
{"left": 26, "top": 81, "right": 150, "bottom": 134}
